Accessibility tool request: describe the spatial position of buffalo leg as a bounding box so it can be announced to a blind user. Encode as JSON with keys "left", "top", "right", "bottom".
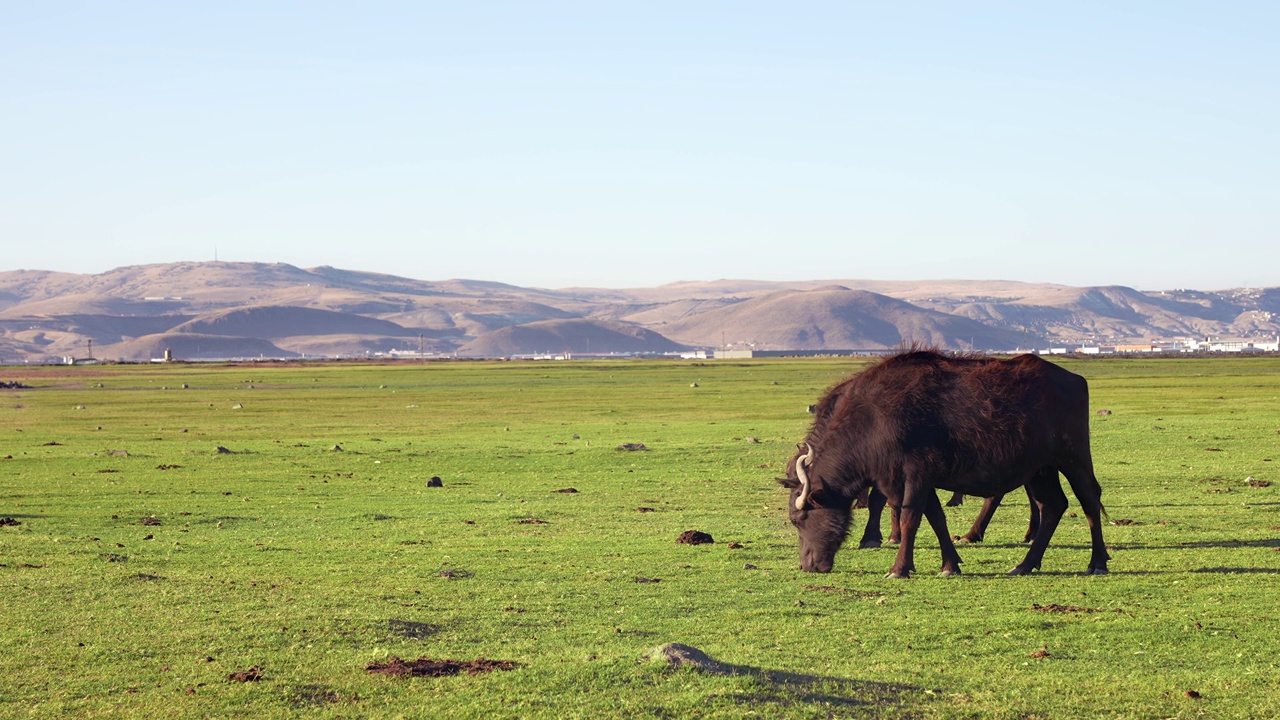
{"left": 923, "top": 491, "right": 963, "bottom": 576}
{"left": 957, "top": 494, "right": 1004, "bottom": 542}
{"left": 1060, "top": 459, "right": 1110, "bottom": 574}
{"left": 886, "top": 480, "right": 937, "bottom": 579}
{"left": 888, "top": 489, "right": 960, "bottom": 578}
{"left": 1022, "top": 486, "right": 1042, "bottom": 543}
{"left": 957, "top": 486, "right": 1038, "bottom": 543}
{"left": 886, "top": 503, "right": 921, "bottom": 578}
{"left": 945, "top": 491, "right": 965, "bottom": 507}
{"left": 1009, "top": 468, "right": 1067, "bottom": 575}
{"left": 858, "top": 488, "right": 888, "bottom": 549}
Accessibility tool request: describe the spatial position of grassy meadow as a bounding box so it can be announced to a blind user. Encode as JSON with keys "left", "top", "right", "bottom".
{"left": 2, "top": 356, "right": 1278, "bottom": 719}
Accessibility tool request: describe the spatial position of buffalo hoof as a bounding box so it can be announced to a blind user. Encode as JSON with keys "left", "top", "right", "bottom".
{"left": 958, "top": 533, "right": 983, "bottom": 544}
{"left": 884, "top": 570, "right": 911, "bottom": 579}
{"left": 1085, "top": 566, "right": 1110, "bottom": 575}
{"left": 940, "top": 567, "right": 961, "bottom": 577}
{"left": 1007, "top": 565, "right": 1039, "bottom": 576}
{"left": 859, "top": 539, "right": 882, "bottom": 549}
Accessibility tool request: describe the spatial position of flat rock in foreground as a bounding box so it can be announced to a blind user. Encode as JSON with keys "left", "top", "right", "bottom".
{"left": 645, "top": 643, "right": 734, "bottom": 675}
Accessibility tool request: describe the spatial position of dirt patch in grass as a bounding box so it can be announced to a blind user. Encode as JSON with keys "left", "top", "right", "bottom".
{"left": 0, "top": 517, "right": 21, "bottom": 527}
{"left": 516, "top": 518, "right": 547, "bottom": 524}
{"left": 365, "top": 657, "right": 517, "bottom": 677}
{"left": 1110, "top": 519, "right": 1142, "bottom": 526}
{"left": 802, "top": 584, "right": 846, "bottom": 593}
{"left": 1032, "top": 603, "right": 1099, "bottom": 613}
{"left": 228, "top": 666, "right": 264, "bottom": 682}
{"left": 552, "top": 487, "right": 578, "bottom": 493}
{"left": 388, "top": 619, "right": 441, "bottom": 640}
{"left": 677, "top": 530, "right": 714, "bottom": 545}
{"left": 802, "top": 585, "right": 884, "bottom": 599}
{"left": 287, "top": 684, "right": 353, "bottom": 707}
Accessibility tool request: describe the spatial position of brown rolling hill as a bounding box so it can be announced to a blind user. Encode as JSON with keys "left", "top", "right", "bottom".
{"left": 907, "top": 285, "right": 1252, "bottom": 344}
{"left": 100, "top": 333, "right": 297, "bottom": 361}
{"left": 375, "top": 297, "right": 578, "bottom": 337}
{"left": 455, "top": 319, "right": 686, "bottom": 357}
{"left": 169, "top": 305, "right": 415, "bottom": 339}
{"left": 654, "top": 287, "right": 1039, "bottom": 351}
{"left": 274, "top": 334, "right": 457, "bottom": 358}
{"left": 1, "top": 261, "right": 1277, "bottom": 362}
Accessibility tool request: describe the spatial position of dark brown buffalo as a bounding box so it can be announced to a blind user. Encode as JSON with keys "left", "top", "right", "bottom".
{"left": 779, "top": 350, "right": 1109, "bottom": 577}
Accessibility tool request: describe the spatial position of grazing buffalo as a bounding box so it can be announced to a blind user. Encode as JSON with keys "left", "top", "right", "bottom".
{"left": 780, "top": 350, "right": 1109, "bottom": 577}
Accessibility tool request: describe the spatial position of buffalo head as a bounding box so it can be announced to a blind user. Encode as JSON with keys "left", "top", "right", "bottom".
{"left": 779, "top": 443, "right": 854, "bottom": 573}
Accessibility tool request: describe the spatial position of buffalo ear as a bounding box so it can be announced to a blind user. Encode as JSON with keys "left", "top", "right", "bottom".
{"left": 777, "top": 476, "right": 800, "bottom": 489}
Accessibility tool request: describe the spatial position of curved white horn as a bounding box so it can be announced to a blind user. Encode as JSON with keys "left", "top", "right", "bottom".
{"left": 794, "top": 444, "right": 816, "bottom": 510}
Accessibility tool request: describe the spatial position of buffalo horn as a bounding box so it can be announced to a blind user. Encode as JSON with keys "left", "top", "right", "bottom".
{"left": 794, "top": 444, "right": 815, "bottom": 510}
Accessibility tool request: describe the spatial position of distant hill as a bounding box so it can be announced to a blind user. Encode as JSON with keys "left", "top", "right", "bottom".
{"left": 653, "top": 287, "right": 1038, "bottom": 351}
{"left": 169, "top": 305, "right": 415, "bottom": 339}
{"left": 0, "top": 261, "right": 1276, "bottom": 363}
{"left": 101, "top": 333, "right": 297, "bottom": 361}
{"left": 456, "top": 319, "right": 685, "bottom": 357}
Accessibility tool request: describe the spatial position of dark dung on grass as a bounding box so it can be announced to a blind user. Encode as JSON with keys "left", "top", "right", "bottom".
{"left": 677, "top": 530, "right": 714, "bottom": 545}
{"left": 228, "top": 666, "right": 264, "bottom": 682}
{"left": 366, "top": 656, "right": 517, "bottom": 677}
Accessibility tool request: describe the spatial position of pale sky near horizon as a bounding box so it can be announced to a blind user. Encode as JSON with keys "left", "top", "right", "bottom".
{"left": 3, "top": 2, "right": 1277, "bottom": 291}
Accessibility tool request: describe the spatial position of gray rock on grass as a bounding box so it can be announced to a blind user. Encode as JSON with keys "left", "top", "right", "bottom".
{"left": 644, "top": 643, "right": 734, "bottom": 675}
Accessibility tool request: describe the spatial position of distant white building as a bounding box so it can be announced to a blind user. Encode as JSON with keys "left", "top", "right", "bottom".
{"left": 1197, "top": 336, "right": 1280, "bottom": 352}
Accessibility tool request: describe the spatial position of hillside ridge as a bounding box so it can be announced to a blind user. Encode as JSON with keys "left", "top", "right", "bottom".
{"left": 1, "top": 262, "right": 1276, "bottom": 362}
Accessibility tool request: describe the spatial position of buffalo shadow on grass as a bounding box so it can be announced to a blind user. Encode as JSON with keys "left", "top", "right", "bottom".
{"left": 1123, "top": 501, "right": 1280, "bottom": 508}
{"left": 1115, "top": 538, "right": 1280, "bottom": 550}
{"left": 1192, "top": 567, "right": 1280, "bottom": 575}
{"left": 947, "top": 538, "right": 1280, "bottom": 551}
{"left": 386, "top": 619, "right": 443, "bottom": 640}
{"left": 656, "top": 647, "right": 918, "bottom": 711}
{"left": 200, "top": 516, "right": 260, "bottom": 524}
{"left": 711, "top": 666, "right": 917, "bottom": 711}
{"left": 284, "top": 683, "right": 351, "bottom": 708}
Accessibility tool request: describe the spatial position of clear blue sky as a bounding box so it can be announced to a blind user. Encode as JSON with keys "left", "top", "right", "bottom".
{"left": 3, "top": 2, "right": 1276, "bottom": 290}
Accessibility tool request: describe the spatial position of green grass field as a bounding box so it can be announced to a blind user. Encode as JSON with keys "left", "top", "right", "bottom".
{"left": 2, "top": 357, "right": 1278, "bottom": 719}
